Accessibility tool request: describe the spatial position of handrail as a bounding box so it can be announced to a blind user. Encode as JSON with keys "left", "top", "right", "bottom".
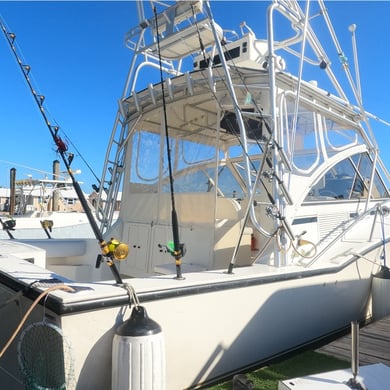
{"left": 305, "top": 200, "right": 390, "bottom": 268}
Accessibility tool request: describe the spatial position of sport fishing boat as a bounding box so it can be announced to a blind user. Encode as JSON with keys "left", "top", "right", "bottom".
{"left": 1, "top": 1, "right": 390, "bottom": 389}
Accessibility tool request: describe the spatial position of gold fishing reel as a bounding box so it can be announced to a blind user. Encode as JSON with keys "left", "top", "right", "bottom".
{"left": 40, "top": 219, "right": 54, "bottom": 232}
{"left": 101, "top": 238, "right": 129, "bottom": 261}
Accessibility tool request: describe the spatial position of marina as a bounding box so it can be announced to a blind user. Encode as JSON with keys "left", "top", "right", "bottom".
{"left": 208, "top": 316, "right": 390, "bottom": 389}
{"left": 279, "top": 363, "right": 390, "bottom": 390}
{"left": 0, "top": 163, "right": 96, "bottom": 239}
{"left": 319, "top": 315, "right": 390, "bottom": 367}
{"left": 0, "top": 1, "right": 390, "bottom": 389}
{"left": 278, "top": 317, "right": 390, "bottom": 389}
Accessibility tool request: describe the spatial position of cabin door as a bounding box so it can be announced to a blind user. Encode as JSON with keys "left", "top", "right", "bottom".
{"left": 120, "top": 223, "right": 152, "bottom": 277}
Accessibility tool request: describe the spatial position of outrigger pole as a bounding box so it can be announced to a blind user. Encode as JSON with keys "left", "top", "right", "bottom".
{"left": 1, "top": 19, "right": 127, "bottom": 285}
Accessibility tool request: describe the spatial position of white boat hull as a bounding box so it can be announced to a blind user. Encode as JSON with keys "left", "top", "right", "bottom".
{"left": 0, "top": 212, "right": 95, "bottom": 239}
{"left": 0, "top": 251, "right": 377, "bottom": 389}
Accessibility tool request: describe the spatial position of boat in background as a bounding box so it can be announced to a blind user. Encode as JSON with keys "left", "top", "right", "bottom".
{"left": 1, "top": 1, "right": 390, "bottom": 389}
{"left": 0, "top": 161, "right": 95, "bottom": 239}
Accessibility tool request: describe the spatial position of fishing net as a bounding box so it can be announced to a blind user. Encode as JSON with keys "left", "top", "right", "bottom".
{"left": 17, "top": 321, "right": 75, "bottom": 390}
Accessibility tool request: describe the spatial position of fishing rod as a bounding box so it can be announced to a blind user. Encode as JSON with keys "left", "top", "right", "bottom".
{"left": 1, "top": 18, "right": 127, "bottom": 285}
{"left": 153, "top": 6, "right": 185, "bottom": 280}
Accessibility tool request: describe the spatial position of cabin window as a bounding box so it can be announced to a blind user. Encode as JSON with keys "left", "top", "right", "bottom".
{"left": 232, "top": 159, "right": 264, "bottom": 199}
{"left": 64, "top": 197, "right": 76, "bottom": 205}
{"left": 218, "top": 165, "right": 245, "bottom": 199}
{"left": 130, "top": 121, "right": 222, "bottom": 195}
{"left": 280, "top": 94, "right": 365, "bottom": 177}
{"left": 353, "top": 154, "right": 390, "bottom": 198}
{"left": 304, "top": 153, "right": 389, "bottom": 202}
{"left": 305, "top": 157, "right": 362, "bottom": 201}
{"left": 323, "top": 117, "right": 360, "bottom": 152}
{"left": 161, "top": 138, "right": 217, "bottom": 193}
{"left": 168, "top": 168, "right": 215, "bottom": 193}
{"left": 281, "top": 96, "right": 321, "bottom": 173}
{"left": 129, "top": 130, "right": 161, "bottom": 192}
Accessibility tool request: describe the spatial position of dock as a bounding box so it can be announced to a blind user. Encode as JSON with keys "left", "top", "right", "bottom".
{"left": 317, "top": 316, "right": 390, "bottom": 366}
{"left": 278, "top": 317, "right": 390, "bottom": 389}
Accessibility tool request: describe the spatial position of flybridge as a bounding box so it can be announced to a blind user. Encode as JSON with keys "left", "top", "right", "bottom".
{"left": 126, "top": 1, "right": 282, "bottom": 73}
{"left": 193, "top": 33, "right": 286, "bottom": 71}
{"left": 125, "top": 0, "right": 219, "bottom": 62}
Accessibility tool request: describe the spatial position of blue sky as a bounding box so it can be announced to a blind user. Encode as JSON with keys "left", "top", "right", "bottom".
{"left": 0, "top": 1, "right": 390, "bottom": 193}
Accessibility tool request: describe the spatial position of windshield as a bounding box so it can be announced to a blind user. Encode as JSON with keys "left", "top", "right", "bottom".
{"left": 304, "top": 153, "right": 390, "bottom": 201}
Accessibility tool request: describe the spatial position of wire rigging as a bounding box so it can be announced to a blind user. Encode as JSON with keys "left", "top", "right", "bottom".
{"left": 0, "top": 15, "right": 101, "bottom": 188}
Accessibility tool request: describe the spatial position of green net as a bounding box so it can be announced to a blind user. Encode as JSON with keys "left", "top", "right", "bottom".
{"left": 17, "top": 322, "right": 75, "bottom": 390}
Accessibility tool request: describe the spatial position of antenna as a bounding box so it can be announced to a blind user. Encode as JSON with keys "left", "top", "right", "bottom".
{"left": 349, "top": 24, "right": 362, "bottom": 103}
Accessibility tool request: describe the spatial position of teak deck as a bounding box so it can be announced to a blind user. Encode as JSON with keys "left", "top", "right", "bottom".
{"left": 318, "top": 316, "right": 390, "bottom": 366}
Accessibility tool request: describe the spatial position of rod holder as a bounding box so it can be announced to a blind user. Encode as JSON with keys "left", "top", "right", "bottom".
{"left": 351, "top": 320, "right": 359, "bottom": 379}
{"left": 346, "top": 320, "right": 366, "bottom": 389}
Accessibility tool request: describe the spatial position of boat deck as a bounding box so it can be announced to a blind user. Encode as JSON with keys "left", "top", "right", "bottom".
{"left": 318, "top": 315, "right": 390, "bottom": 366}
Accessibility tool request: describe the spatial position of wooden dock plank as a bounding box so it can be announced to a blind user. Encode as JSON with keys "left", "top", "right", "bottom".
{"left": 318, "top": 316, "right": 390, "bottom": 367}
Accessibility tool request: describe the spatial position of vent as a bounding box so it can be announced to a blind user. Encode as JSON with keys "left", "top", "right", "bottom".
{"left": 318, "top": 213, "right": 349, "bottom": 244}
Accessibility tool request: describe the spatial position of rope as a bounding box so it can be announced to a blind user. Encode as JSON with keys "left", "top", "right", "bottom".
{"left": 0, "top": 284, "right": 74, "bottom": 359}
{"left": 122, "top": 283, "right": 140, "bottom": 308}
{"left": 274, "top": 225, "right": 317, "bottom": 259}
{"left": 291, "top": 237, "right": 317, "bottom": 259}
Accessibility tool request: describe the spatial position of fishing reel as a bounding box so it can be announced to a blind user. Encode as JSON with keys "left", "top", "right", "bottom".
{"left": 40, "top": 219, "right": 54, "bottom": 232}
{"left": 1, "top": 218, "right": 16, "bottom": 231}
{"left": 158, "top": 241, "right": 186, "bottom": 259}
{"left": 96, "top": 238, "right": 129, "bottom": 269}
{"left": 104, "top": 238, "right": 129, "bottom": 260}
